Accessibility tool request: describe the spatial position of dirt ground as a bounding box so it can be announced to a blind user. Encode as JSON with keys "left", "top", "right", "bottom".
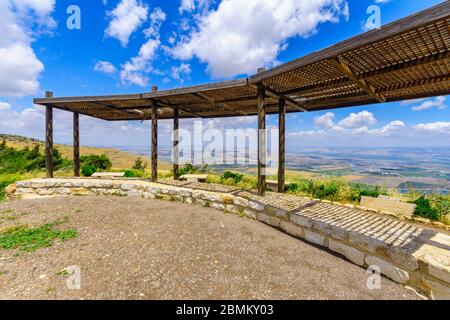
{"left": 0, "top": 196, "right": 421, "bottom": 300}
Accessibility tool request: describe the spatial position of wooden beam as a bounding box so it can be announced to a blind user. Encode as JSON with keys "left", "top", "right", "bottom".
{"left": 250, "top": 84, "right": 308, "bottom": 112}
{"left": 192, "top": 92, "right": 248, "bottom": 116}
{"left": 257, "top": 84, "right": 266, "bottom": 196}
{"left": 278, "top": 98, "right": 286, "bottom": 193}
{"left": 73, "top": 112, "right": 80, "bottom": 177}
{"left": 45, "top": 91, "right": 54, "bottom": 178}
{"left": 146, "top": 98, "right": 202, "bottom": 118}
{"left": 173, "top": 108, "right": 180, "bottom": 180}
{"left": 328, "top": 58, "right": 386, "bottom": 103}
{"left": 151, "top": 87, "right": 158, "bottom": 182}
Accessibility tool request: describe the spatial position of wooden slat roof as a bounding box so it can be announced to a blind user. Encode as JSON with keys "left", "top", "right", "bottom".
{"left": 34, "top": 2, "right": 450, "bottom": 121}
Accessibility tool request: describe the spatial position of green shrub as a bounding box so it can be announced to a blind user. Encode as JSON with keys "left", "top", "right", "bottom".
{"left": 132, "top": 157, "right": 148, "bottom": 170}
{"left": 286, "top": 179, "right": 385, "bottom": 204}
{"left": 411, "top": 196, "right": 440, "bottom": 221}
{"left": 222, "top": 171, "right": 244, "bottom": 184}
{"left": 178, "top": 164, "right": 198, "bottom": 176}
{"left": 81, "top": 164, "right": 96, "bottom": 177}
{"left": 124, "top": 169, "right": 145, "bottom": 178}
{"left": 80, "top": 154, "right": 111, "bottom": 171}
{"left": 0, "top": 144, "right": 70, "bottom": 174}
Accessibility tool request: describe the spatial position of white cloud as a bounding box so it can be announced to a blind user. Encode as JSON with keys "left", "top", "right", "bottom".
{"left": 120, "top": 38, "right": 160, "bottom": 86}
{"left": 171, "top": 63, "right": 191, "bottom": 83}
{"left": 0, "top": 102, "right": 12, "bottom": 110}
{"left": 119, "top": 7, "right": 167, "bottom": 87}
{"left": 413, "top": 122, "right": 450, "bottom": 135}
{"left": 0, "top": 104, "right": 159, "bottom": 147}
{"left": 0, "top": 0, "right": 55, "bottom": 97}
{"left": 179, "top": 0, "right": 195, "bottom": 13}
{"left": 171, "top": 0, "right": 349, "bottom": 78}
{"left": 354, "top": 120, "right": 405, "bottom": 137}
{"left": 105, "top": 0, "right": 148, "bottom": 47}
{"left": 292, "top": 110, "right": 408, "bottom": 141}
{"left": 144, "top": 7, "right": 167, "bottom": 38}
{"left": 314, "top": 112, "right": 335, "bottom": 129}
{"left": 338, "top": 111, "right": 376, "bottom": 128}
{"left": 94, "top": 61, "right": 117, "bottom": 75}
{"left": 411, "top": 96, "right": 446, "bottom": 111}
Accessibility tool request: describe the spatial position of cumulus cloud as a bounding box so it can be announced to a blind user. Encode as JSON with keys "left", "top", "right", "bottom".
{"left": 171, "top": 63, "right": 191, "bottom": 83}
{"left": 413, "top": 122, "right": 450, "bottom": 135}
{"left": 411, "top": 96, "right": 446, "bottom": 111}
{"left": 0, "top": 104, "right": 160, "bottom": 147}
{"left": 105, "top": 0, "right": 148, "bottom": 47}
{"left": 120, "top": 39, "right": 160, "bottom": 86}
{"left": 94, "top": 61, "right": 117, "bottom": 75}
{"left": 314, "top": 110, "right": 376, "bottom": 131}
{"left": 171, "top": 0, "right": 349, "bottom": 78}
{"left": 179, "top": 0, "right": 195, "bottom": 13}
{"left": 314, "top": 112, "right": 335, "bottom": 129}
{"left": 0, "top": 101, "right": 12, "bottom": 110}
{"left": 0, "top": 0, "right": 55, "bottom": 97}
{"left": 338, "top": 111, "right": 376, "bottom": 128}
{"left": 293, "top": 110, "right": 407, "bottom": 140}
{"left": 119, "top": 7, "right": 167, "bottom": 86}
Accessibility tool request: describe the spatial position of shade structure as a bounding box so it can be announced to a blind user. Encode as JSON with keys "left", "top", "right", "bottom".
{"left": 34, "top": 2, "right": 450, "bottom": 196}
{"left": 34, "top": 2, "right": 450, "bottom": 120}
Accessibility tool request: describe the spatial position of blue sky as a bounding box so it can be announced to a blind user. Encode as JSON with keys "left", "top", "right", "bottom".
{"left": 0, "top": 0, "right": 449, "bottom": 150}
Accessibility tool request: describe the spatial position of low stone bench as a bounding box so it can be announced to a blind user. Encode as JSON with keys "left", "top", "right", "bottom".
{"left": 8, "top": 178, "right": 450, "bottom": 300}
{"left": 92, "top": 172, "right": 125, "bottom": 178}
{"left": 180, "top": 174, "right": 208, "bottom": 182}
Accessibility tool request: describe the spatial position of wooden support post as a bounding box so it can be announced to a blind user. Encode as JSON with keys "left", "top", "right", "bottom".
{"left": 257, "top": 79, "right": 266, "bottom": 196}
{"left": 173, "top": 108, "right": 180, "bottom": 180}
{"left": 278, "top": 98, "right": 286, "bottom": 193}
{"left": 151, "top": 86, "right": 158, "bottom": 182}
{"left": 45, "top": 91, "right": 54, "bottom": 178}
{"left": 73, "top": 112, "right": 80, "bottom": 177}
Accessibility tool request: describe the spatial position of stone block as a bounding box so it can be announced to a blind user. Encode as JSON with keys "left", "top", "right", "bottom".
{"left": 328, "top": 239, "right": 364, "bottom": 266}
{"left": 421, "top": 253, "right": 450, "bottom": 284}
{"left": 266, "top": 206, "right": 289, "bottom": 220}
{"left": 349, "top": 231, "right": 389, "bottom": 254}
{"left": 304, "top": 230, "right": 325, "bottom": 246}
{"left": 256, "top": 213, "right": 281, "bottom": 228}
{"left": 361, "top": 196, "right": 416, "bottom": 217}
{"left": 365, "top": 255, "right": 409, "bottom": 284}
{"left": 422, "top": 277, "right": 450, "bottom": 300}
{"left": 290, "top": 213, "right": 313, "bottom": 228}
{"left": 280, "top": 220, "right": 304, "bottom": 238}
{"left": 71, "top": 188, "right": 90, "bottom": 196}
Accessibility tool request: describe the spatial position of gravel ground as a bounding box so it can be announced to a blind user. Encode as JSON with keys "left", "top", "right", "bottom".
{"left": 0, "top": 196, "right": 421, "bottom": 300}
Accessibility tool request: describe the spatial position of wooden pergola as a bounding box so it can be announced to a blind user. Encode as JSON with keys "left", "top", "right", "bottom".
{"left": 34, "top": 3, "right": 450, "bottom": 196}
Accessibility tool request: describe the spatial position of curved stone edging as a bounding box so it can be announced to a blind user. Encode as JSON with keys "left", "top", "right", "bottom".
{"left": 9, "top": 178, "right": 450, "bottom": 300}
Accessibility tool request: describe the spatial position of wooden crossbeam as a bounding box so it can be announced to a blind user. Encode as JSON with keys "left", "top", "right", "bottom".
{"left": 145, "top": 98, "right": 202, "bottom": 118}
{"left": 377, "top": 74, "right": 450, "bottom": 93}
{"left": 264, "top": 50, "right": 450, "bottom": 98}
{"left": 192, "top": 92, "right": 248, "bottom": 116}
{"left": 328, "top": 58, "right": 386, "bottom": 103}
{"left": 359, "top": 50, "right": 450, "bottom": 80}
{"left": 99, "top": 103, "right": 146, "bottom": 119}
{"left": 249, "top": 84, "right": 308, "bottom": 112}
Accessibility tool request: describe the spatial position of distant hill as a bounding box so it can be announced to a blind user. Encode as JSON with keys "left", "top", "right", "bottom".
{"left": 0, "top": 134, "right": 171, "bottom": 171}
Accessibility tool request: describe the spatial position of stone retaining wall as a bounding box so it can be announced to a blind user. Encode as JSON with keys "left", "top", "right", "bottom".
{"left": 9, "top": 178, "right": 450, "bottom": 300}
